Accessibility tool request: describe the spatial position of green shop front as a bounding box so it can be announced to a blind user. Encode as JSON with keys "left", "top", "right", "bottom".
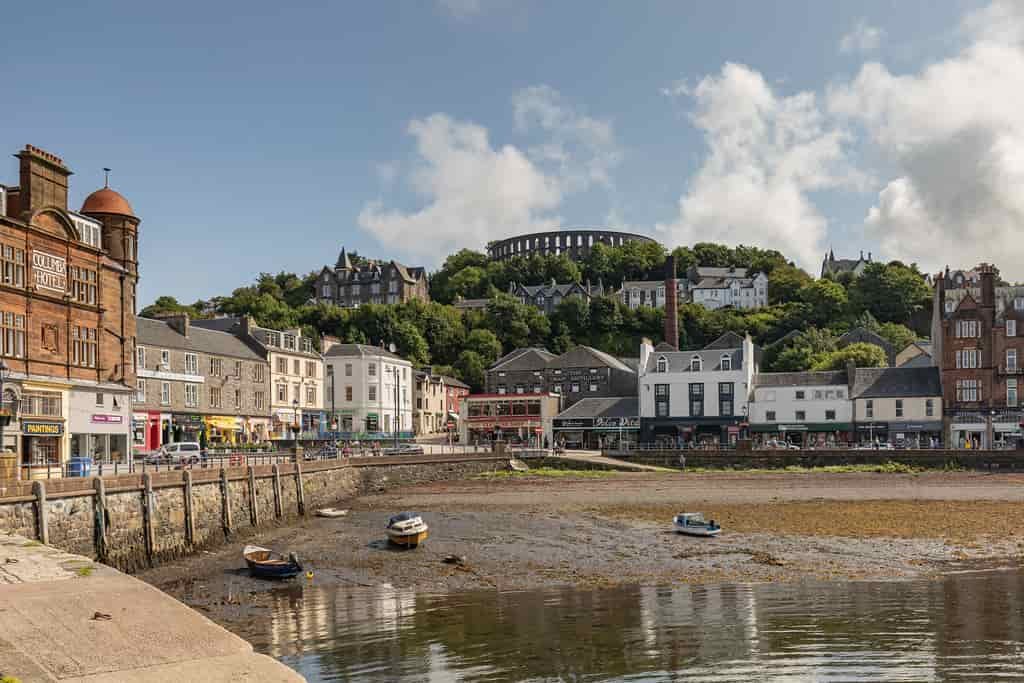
{"left": 752, "top": 422, "right": 854, "bottom": 448}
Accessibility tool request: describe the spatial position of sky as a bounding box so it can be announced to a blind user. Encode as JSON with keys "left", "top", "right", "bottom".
{"left": 6, "top": 0, "right": 1024, "bottom": 306}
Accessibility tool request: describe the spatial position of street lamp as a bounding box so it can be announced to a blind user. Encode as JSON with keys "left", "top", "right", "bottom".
{"left": 0, "top": 360, "right": 11, "bottom": 480}
{"left": 393, "top": 366, "right": 401, "bottom": 449}
{"left": 327, "top": 365, "right": 336, "bottom": 433}
{"left": 292, "top": 398, "right": 300, "bottom": 452}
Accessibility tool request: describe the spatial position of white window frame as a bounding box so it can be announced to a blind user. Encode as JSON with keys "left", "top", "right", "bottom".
{"left": 690, "top": 355, "right": 702, "bottom": 372}
{"left": 185, "top": 353, "right": 198, "bottom": 375}
{"left": 1008, "top": 319, "right": 1017, "bottom": 337}
{"left": 1008, "top": 349, "right": 1018, "bottom": 373}
{"left": 160, "top": 382, "right": 170, "bottom": 405}
{"left": 656, "top": 356, "right": 668, "bottom": 373}
{"left": 1009, "top": 379, "right": 1019, "bottom": 408}
{"left": 135, "top": 379, "right": 145, "bottom": 403}
{"left": 720, "top": 354, "right": 731, "bottom": 371}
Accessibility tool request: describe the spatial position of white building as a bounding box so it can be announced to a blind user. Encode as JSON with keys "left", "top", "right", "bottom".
{"left": 689, "top": 267, "right": 768, "bottom": 310}
{"left": 749, "top": 371, "right": 853, "bottom": 447}
{"left": 322, "top": 342, "right": 413, "bottom": 437}
{"left": 618, "top": 279, "right": 688, "bottom": 310}
{"left": 638, "top": 332, "right": 757, "bottom": 446}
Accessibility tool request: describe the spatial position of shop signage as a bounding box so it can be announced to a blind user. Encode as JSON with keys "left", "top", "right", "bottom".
{"left": 23, "top": 421, "right": 63, "bottom": 436}
{"left": 952, "top": 423, "right": 985, "bottom": 432}
{"left": 91, "top": 414, "right": 124, "bottom": 424}
{"left": 888, "top": 421, "right": 941, "bottom": 432}
{"left": 777, "top": 424, "right": 808, "bottom": 432}
{"left": 856, "top": 422, "right": 889, "bottom": 431}
{"left": 172, "top": 414, "right": 203, "bottom": 427}
{"left": 32, "top": 250, "right": 67, "bottom": 292}
{"left": 594, "top": 416, "right": 640, "bottom": 429}
{"left": 553, "top": 418, "right": 592, "bottom": 429}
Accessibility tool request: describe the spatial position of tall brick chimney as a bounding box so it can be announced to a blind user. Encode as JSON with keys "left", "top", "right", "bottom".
{"left": 663, "top": 255, "right": 679, "bottom": 350}
{"left": 16, "top": 144, "right": 71, "bottom": 213}
{"left": 979, "top": 263, "right": 995, "bottom": 311}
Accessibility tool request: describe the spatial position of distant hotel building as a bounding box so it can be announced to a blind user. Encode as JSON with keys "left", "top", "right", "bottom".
{"left": 315, "top": 248, "right": 429, "bottom": 308}
{"left": 486, "top": 228, "right": 656, "bottom": 262}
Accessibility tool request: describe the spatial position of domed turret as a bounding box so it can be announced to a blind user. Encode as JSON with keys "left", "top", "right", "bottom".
{"left": 80, "top": 182, "right": 139, "bottom": 275}
{"left": 81, "top": 187, "right": 135, "bottom": 217}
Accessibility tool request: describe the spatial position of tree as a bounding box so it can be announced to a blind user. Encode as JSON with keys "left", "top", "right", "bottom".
{"left": 849, "top": 262, "right": 931, "bottom": 325}
{"left": 876, "top": 322, "right": 917, "bottom": 352}
{"left": 768, "top": 265, "right": 813, "bottom": 305}
{"left": 389, "top": 319, "right": 429, "bottom": 366}
{"left": 799, "top": 278, "right": 849, "bottom": 326}
{"left": 692, "top": 242, "right": 731, "bottom": 267}
{"left": 484, "top": 293, "right": 551, "bottom": 352}
{"left": 455, "top": 350, "right": 487, "bottom": 391}
{"left": 465, "top": 329, "right": 502, "bottom": 367}
{"left": 139, "top": 296, "right": 205, "bottom": 319}
{"left": 811, "top": 342, "right": 887, "bottom": 371}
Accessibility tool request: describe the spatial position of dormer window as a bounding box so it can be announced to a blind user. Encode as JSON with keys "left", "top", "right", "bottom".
{"left": 721, "top": 354, "right": 731, "bottom": 371}
{"left": 656, "top": 356, "right": 668, "bottom": 373}
{"left": 690, "top": 356, "right": 702, "bottom": 372}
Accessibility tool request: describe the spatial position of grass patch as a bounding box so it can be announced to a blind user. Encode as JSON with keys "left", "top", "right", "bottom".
{"left": 478, "top": 467, "right": 622, "bottom": 479}
{"left": 21, "top": 540, "right": 42, "bottom": 547}
{"left": 683, "top": 461, "right": 953, "bottom": 475}
{"left": 75, "top": 566, "right": 94, "bottom": 577}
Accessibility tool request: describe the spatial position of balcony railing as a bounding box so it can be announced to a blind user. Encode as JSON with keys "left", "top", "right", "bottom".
{"left": 998, "top": 366, "right": 1024, "bottom": 375}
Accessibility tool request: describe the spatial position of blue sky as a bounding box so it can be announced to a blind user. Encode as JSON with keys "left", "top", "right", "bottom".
{"left": 8, "top": 0, "right": 1021, "bottom": 306}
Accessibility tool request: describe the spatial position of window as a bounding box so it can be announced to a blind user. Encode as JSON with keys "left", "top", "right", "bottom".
{"left": 185, "top": 353, "right": 198, "bottom": 375}
{"left": 306, "top": 361, "right": 316, "bottom": 378}
{"left": 0, "top": 245, "right": 25, "bottom": 287}
{"left": 69, "top": 266, "right": 98, "bottom": 305}
{"left": 184, "top": 383, "right": 199, "bottom": 407}
{"left": 655, "top": 383, "right": 670, "bottom": 417}
{"left": 254, "top": 364, "right": 265, "bottom": 383}
{"left": 956, "top": 379, "right": 980, "bottom": 402}
{"left": 589, "top": 383, "right": 598, "bottom": 392}
{"left": 160, "top": 349, "right": 170, "bottom": 367}
{"left": 306, "top": 386, "right": 316, "bottom": 405}
{"left": 369, "top": 385, "right": 377, "bottom": 401}
{"left": 1007, "top": 349, "right": 1018, "bottom": 373}
{"left": 689, "top": 383, "right": 704, "bottom": 417}
{"left": 322, "top": 284, "right": 330, "bottom": 298}
{"left": 836, "top": 389, "right": 845, "bottom": 399}
{"left": 552, "top": 384, "right": 562, "bottom": 394}
{"left": 21, "top": 392, "right": 61, "bottom": 417}
{"left": 135, "top": 379, "right": 145, "bottom": 403}
{"left": 656, "top": 356, "right": 668, "bottom": 373}
{"left": 0, "top": 312, "right": 25, "bottom": 358}
{"left": 690, "top": 356, "right": 702, "bottom": 372}
{"left": 533, "top": 384, "right": 542, "bottom": 393}
{"left": 825, "top": 409, "right": 836, "bottom": 420}
{"left": 895, "top": 399, "right": 904, "bottom": 417}
{"left": 766, "top": 410, "right": 776, "bottom": 421}
{"left": 293, "top": 359, "right": 300, "bottom": 375}
{"left": 1017, "top": 298, "right": 1024, "bottom": 312}
{"left": 956, "top": 319, "right": 980, "bottom": 338}
{"left": 795, "top": 390, "right": 805, "bottom": 400}
{"left": 234, "top": 361, "right": 242, "bottom": 378}
{"left": 209, "top": 387, "right": 221, "bottom": 408}
{"left": 515, "top": 384, "right": 524, "bottom": 395}
{"left": 276, "top": 384, "right": 286, "bottom": 401}
{"left": 210, "top": 357, "right": 222, "bottom": 376}
{"left": 570, "top": 383, "right": 580, "bottom": 393}
{"left": 276, "top": 357, "right": 288, "bottom": 373}
{"left": 719, "top": 382, "right": 734, "bottom": 416}
{"left": 234, "top": 389, "right": 240, "bottom": 409}
{"left": 95, "top": 393, "right": 104, "bottom": 406}
{"left": 345, "top": 386, "right": 353, "bottom": 401}
{"left": 137, "top": 346, "right": 146, "bottom": 371}
{"left": 72, "top": 326, "right": 97, "bottom": 367}
{"left": 865, "top": 400, "right": 873, "bottom": 419}
{"left": 302, "top": 338, "right": 313, "bottom": 353}
{"left": 160, "top": 382, "right": 170, "bottom": 405}
{"left": 795, "top": 410, "right": 806, "bottom": 421}
{"left": 720, "top": 354, "right": 731, "bottom": 371}
{"left": 956, "top": 349, "right": 981, "bottom": 369}
{"left": 814, "top": 390, "right": 823, "bottom": 400}
{"left": 284, "top": 333, "right": 296, "bottom": 350}
{"left": 497, "top": 385, "right": 507, "bottom": 395}
{"left": 1009, "top": 320, "right": 1017, "bottom": 337}
{"left": 926, "top": 398, "right": 934, "bottom": 417}
{"left": 254, "top": 391, "right": 266, "bottom": 410}
{"left": 1009, "top": 379, "right": 1019, "bottom": 408}
{"left": 368, "top": 363, "right": 376, "bottom": 377}
{"left": 345, "top": 363, "right": 353, "bottom": 377}
{"left": 292, "top": 383, "right": 300, "bottom": 402}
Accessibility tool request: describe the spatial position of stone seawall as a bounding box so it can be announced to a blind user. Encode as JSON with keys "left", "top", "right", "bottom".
{"left": 0, "top": 455, "right": 505, "bottom": 573}
{"left": 602, "top": 449, "right": 1024, "bottom": 470}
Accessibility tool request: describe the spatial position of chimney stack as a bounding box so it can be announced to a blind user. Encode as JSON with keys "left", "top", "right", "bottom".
{"left": 663, "top": 255, "right": 679, "bottom": 350}
{"left": 980, "top": 264, "right": 995, "bottom": 311}
{"left": 16, "top": 144, "right": 71, "bottom": 213}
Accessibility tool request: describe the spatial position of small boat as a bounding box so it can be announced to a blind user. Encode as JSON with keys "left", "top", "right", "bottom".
{"left": 243, "top": 545, "right": 303, "bottom": 579}
{"left": 386, "top": 512, "right": 429, "bottom": 548}
{"left": 316, "top": 508, "right": 348, "bottom": 518}
{"left": 673, "top": 513, "right": 721, "bottom": 537}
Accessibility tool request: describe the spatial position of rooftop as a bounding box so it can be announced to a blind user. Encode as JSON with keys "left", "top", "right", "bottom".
{"left": 137, "top": 318, "right": 265, "bottom": 361}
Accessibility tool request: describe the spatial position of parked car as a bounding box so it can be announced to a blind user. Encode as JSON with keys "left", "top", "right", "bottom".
{"left": 381, "top": 444, "right": 425, "bottom": 456}
{"left": 157, "top": 442, "right": 203, "bottom": 465}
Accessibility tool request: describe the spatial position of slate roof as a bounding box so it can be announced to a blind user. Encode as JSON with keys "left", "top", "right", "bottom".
{"left": 704, "top": 332, "right": 745, "bottom": 350}
{"left": 547, "top": 345, "right": 635, "bottom": 373}
{"left": 692, "top": 276, "right": 757, "bottom": 290}
{"left": 693, "top": 266, "right": 752, "bottom": 279}
{"left": 617, "top": 357, "right": 640, "bottom": 373}
{"left": 323, "top": 343, "right": 409, "bottom": 363}
{"left": 851, "top": 367, "right": 941, "bottom": 398}
{"left": 137, "top": 318, "right": 265, "bottom": 361}
{"left": 555, "top": 396, "right": 638, "bottom": 420}
{"left": 192, "top": 317, "right": 322, "bottom": 359}
{"left": 645, "top": 347, "right": 744, "bottom": 373}
{"left": 441, "top": 376, "right": 470, "bottom": 390}
{"left": 839, "top": 327, "right": 895, "bottom": 364}
{"left": 754, "top": 371, "right": 848, "bottom": 388}
{"left": 489, "top": 347, "right": 556, "bottom": 372}
{"left": 898, "top": 354, "right": 935, "bottom": 369}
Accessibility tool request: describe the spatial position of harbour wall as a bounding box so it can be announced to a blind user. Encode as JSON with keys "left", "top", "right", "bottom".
{"left": 600, "top": 449, "right": 1024, "bottom": 471}
{"left": 0, "top": 454, "right": 506, "bottom": 573}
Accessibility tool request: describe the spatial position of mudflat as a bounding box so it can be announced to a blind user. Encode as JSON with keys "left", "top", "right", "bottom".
{"left": 142, "top": 471, "right": 1024, "bottom": 609}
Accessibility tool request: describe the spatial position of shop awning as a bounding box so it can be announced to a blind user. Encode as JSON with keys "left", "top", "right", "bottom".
{"left": 752, "top": 423, "right": 853, "bottom": 433}
{"left": 206, "top": 416, "right": 240, "bottom": 430}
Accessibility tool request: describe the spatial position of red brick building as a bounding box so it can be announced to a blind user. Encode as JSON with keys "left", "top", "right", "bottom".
{"left": 933, "top": 266, "right": 1024, "bottom": 447}
{"left": 0, "top": 145, "right": 139, "bottom": 476}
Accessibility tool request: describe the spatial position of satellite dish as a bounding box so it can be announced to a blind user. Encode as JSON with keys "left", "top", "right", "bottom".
{"left": 388, "top": 343, "right": 397, "bottom": 353}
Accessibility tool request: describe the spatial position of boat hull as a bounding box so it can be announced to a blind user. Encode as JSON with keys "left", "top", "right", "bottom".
{"left": 674, "top": 526, "right": 721, "bottom": 537}
{"left": 243, "top": 545, "right": 303, "bottom": 579}
{"left": 388, "top": 529, "right": 429, "bottom": 547}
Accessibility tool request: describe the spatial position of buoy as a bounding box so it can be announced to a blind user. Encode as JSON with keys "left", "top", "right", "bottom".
{"left": 306, "top": 571, "right": 314, "bottom": 580}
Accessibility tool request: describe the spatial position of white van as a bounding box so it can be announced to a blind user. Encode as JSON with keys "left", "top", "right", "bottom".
{"left": 157, "top": 441, "right": 202, "bottom": 464}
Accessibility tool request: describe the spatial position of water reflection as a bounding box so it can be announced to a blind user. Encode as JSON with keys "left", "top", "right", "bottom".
{"left": 240, "top": 571, "right": 1024, "bottom": 682}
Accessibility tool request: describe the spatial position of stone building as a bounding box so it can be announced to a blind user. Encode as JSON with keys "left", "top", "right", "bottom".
{"left": 134, "top": 315, "right": 271, "bottom": 450}
{"left": 821, "top": 250, "right": 873, "bottom": 279}
{"left": 0, "top": 145, "right": 138, "bottom": 475}
{"left": 508, "top": 279, "right": 604, "bottom": 315}
{"left": 314, "top": 248, "right": 428, "bottom": 308}
{"left": 192, "top": 317, "right": 325, "bottom": 440}
{"left": 617, "top": 279, "right": 688, "bottom": 310}
{"left": 486, "top": 228, "right": 657, "bottom": 262}
{"left": 414, "top": 370, "right": 469, "bottom": 437}
{"left": 932, "top": 266, "right": 1024, "bottom": 448}
{"left": 687, "top": 267, "right": 768, "bottom": 310}
{"left": 850, "top": 366, "right": 942, "bottom": 447}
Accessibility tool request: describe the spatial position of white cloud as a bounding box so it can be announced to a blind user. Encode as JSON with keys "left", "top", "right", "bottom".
{"left": 358, "top": 114, "right": 561, "bottom": 264}
{"left": 839, "top": 20, "right": 884, "bottom": 54}
{"left": 656, "top": 63, "right": 864, "bottom": 273}
{"left": 829, "top": 1, "right": 1024, "bottom": 278}
{"left": 437, "top": 0, "right": 481, "bottom": 20}
{"left": 512, "top": 84, "right": 621, "bottom": 191}
{"left": 360, "top": 87, "right": 619, "bottom": 265}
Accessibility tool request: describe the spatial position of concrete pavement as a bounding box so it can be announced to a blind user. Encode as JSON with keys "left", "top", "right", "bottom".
{"left": 0, "top": 534, "right": 302, "bottom": 682}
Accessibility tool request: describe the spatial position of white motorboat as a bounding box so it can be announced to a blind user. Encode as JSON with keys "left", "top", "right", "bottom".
{"left": 315, "top": 508, "right": 348, "bottom": 518}
{"left": 673, "top": 512, "right": 721, "bottom": 537}
{"left": 387, "top": 511, "right": 429, "bottom": 547}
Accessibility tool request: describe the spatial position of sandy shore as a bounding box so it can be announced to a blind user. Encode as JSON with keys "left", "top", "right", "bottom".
{"left": 142, "top": 471, "right": 1024, "bottom": 608}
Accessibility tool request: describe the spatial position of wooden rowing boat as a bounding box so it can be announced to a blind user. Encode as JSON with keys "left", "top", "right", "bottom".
{"left": 243, "top": 545, "right": 303, "bottom": 578}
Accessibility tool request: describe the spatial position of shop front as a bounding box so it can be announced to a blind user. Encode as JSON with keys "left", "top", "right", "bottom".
{"left": 856, "top": 422, "right": 890, "bottom": 445}
{"left": 132, "top": 411, "right": 162, "bottom": 453}
{"left": 552, "top": 415, "right": 640, "bottom": 450}
{"left": 888, "top": 421, "right": 944, "bottom": 448}
{"left": 460, "top": 394, "right": 559, "bottom": 447}
{"left": 272, "top": 408, "right": 299, "bottom": 441}
{"left": 171, "top": 413, "right": 204, "bottom": 443}
{"left": 205, "top": 415, "right": 241, "bottom": 445}
{"left": 22, "top": 420, "right": 64, "bottom": 474}
{"left": 950, "top": 413, "right": 987, "bottom": 449}
{"left": 640, "top": 417, "right": 744, "bottom": 447}
{"left": 69, "top": 388, "right": 131, "bottom": 464}
{"left": 242, "top": 417, "right": 270, "bottom": 444}
{"left": 752, "top": 423, "right": 854, "bottom": 448}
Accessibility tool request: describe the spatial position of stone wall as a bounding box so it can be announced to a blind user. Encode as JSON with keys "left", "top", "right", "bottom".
{"left": 0, "top": 455, "right": 505, "bottom": 573}
{"left": 603, "top": 449, "right": 1024, "bottom": 471}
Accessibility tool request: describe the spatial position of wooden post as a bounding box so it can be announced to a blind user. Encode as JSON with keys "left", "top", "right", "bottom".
{"left": 220, "top": 468, "right": 232, "bottom": 537}
{"left": 271, "top": 464, "right": 283, "bottom": 519}
{"left": 182, "top": 470, "right": 195, "bottom": 546}
{"left": 93, "top": 477, "right": 107, "bottom": 562}
{"left": 247, "top": 466, "right": 259, "bottom": 527}
{"left": 294, "top": 460, "right": 306, "bottom": 516}
{"left": 32, "top": 480, "right": 48, "bottom": 545}
{"left": 141, "top": 473, "right": 155, "bottom": 567}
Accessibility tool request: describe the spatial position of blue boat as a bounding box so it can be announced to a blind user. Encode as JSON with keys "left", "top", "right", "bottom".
{"left": 243, "top": 545, "right": 303, "bottom": 579}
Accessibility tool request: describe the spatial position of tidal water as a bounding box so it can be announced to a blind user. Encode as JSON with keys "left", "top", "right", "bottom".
{"left": 239, "top": 570, "right": 1024, "bottom": 682}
